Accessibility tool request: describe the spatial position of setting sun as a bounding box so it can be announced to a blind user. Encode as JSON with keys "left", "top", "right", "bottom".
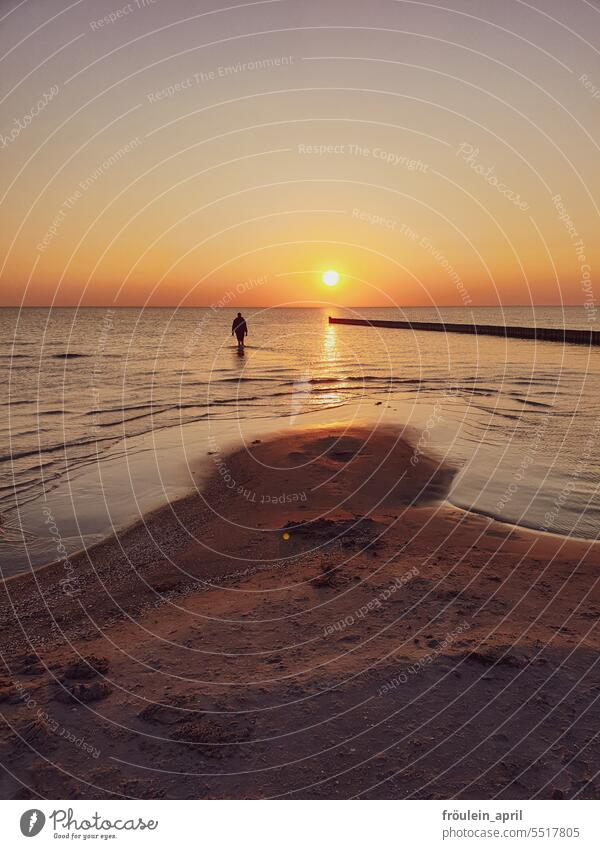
{"left": 322, "top": 269, "right": 340, "bottom": 287}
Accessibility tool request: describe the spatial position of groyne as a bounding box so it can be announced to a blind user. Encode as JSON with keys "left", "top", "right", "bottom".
{"left": 328, "top": 317, "right": 600, "bottom": 346}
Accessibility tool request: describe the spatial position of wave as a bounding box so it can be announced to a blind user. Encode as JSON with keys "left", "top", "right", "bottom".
{"left": 87, "top": 402, "right": 162, "bottom": 415}
{"left": 217, "top": 376, "right": 279, "bottom": 383}
{"left": 511, "top": 396, "right": 553, "bottom": 408}
{"left": 0, "top": 433, "right": 119, "bottom": 463}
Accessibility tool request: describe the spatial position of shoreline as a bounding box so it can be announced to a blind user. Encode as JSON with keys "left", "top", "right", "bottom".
{"left": 11, "top": 479, "right": 600, "bottom": 587}
{"left": 445, "top": 500, "right": 600, "bottom": 546}
{"left": 7, "top": 497, "right": 595, "bottom": 596}
{"left": 10, "top": 476, "right": 600, "bottom": 588}
{"left": 4, "top": 401, "right": 598, "bottom": 581}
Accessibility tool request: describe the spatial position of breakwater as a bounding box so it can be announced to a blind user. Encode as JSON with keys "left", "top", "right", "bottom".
{"left": 328, "top": 317, "right": 600, "bottom": 346}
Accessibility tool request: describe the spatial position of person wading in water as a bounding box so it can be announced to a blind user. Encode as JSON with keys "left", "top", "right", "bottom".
{"left": 231, "top": 312, "right": 248, "bottom": 349}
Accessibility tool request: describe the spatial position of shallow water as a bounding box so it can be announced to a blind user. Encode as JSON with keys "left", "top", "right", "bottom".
{"left": 1, "top": 305, "right": 599, "bottom": 575}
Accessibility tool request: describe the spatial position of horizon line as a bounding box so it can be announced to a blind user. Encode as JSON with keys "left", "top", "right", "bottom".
{"left": 0, "top": 304, "right": 588, "bottom": 310}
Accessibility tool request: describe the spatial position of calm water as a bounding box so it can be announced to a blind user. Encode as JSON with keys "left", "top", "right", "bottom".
{"left": 1, "top": 306, "right": 599, "bottom": 575}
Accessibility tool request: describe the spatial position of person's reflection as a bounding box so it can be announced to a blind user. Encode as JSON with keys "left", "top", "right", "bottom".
{"left": 236, "top": 345, "right": 245, "bottom": 359}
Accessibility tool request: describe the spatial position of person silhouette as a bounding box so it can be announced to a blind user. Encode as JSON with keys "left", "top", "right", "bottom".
{"left": 231, "top": 312, "right": 248, "bottom": 348}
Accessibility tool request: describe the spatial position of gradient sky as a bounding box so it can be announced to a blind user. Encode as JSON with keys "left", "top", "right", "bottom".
{"left": 1, "top": 0, "right": 599, "bottom": 308}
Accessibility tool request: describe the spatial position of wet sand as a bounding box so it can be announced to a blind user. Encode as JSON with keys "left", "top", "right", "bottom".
{"left": 1, "top": 425, "right": 599, "bottom": 799}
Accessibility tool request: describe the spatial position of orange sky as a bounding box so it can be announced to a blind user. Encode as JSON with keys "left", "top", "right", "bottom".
{"left": 1, "top": 0, "right": 599, "bottom": 309}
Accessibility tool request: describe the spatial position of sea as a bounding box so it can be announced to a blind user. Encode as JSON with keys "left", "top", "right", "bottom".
{"left": 1, "top": 306, "right": 599, "bottom": 576}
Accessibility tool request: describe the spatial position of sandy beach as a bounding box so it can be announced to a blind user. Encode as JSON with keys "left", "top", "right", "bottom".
{"left": 1, "top": 424, "right": 598, "bottom": 800}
